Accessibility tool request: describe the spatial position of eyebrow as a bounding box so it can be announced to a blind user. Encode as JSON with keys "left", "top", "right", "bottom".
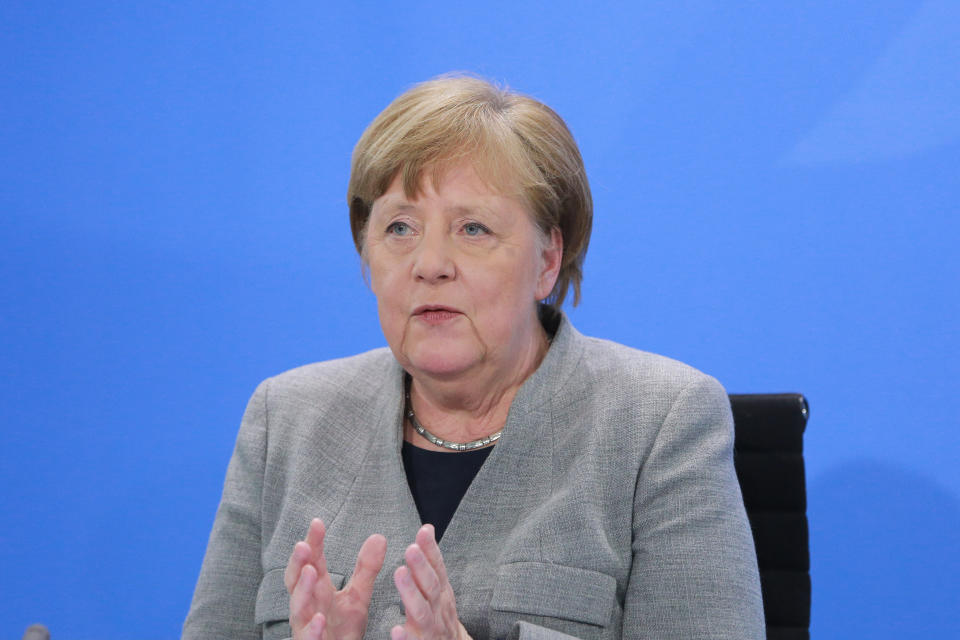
{"left": 372, "top": 201, "right": 416, "bottom": 218}
{"left": 374, "top": 201, "right": 503, "bottom": 220}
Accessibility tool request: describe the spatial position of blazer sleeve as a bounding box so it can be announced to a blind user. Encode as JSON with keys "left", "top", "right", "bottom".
{"left": 623, "top": 374, "right": 765, "bottom": 639}
{"left": 183, "top": 379, "right": 269, "bottom": 640}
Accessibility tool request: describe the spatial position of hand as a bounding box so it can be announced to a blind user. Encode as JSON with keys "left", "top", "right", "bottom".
{"left": 391, "top": 524, "right": 472, "bottom": 640}
{"left": 285, "top": 518, "right": 388, "bottom": 640}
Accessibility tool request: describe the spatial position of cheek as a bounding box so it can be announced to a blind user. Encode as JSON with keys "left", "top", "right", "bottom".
{"left": 367, "top": 250, "right": 397, "bottom": 298}
{"left": 373, "top": 288, "right": 407, "bottom": 351}
{"left": 368, "top": 265, "right": 401, "bottom": 324}
{"left": 472, "top": 265, "right": 538, "bottom": 321}
{"left": 372, "top": 278, "right": 403, "bottom": 319}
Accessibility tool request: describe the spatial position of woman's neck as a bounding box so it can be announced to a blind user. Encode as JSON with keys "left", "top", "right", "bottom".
{"left": 404, "top": 326, "right": 549, "bottom": 450}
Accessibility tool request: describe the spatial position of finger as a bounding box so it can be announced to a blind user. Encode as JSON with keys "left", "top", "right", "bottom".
{"left": 305, "top": 519, "right": 330, "bottom": 579}
{"left": 290, "top": 564, "right": 319, "bottom": 630}
{"left": 405, "top": 543, "right": 443, "bottom": 602}
{"left": 286, "top": 519, "right": 325, "bottom": 592}
{"left": 303, "top": 612, "right": 326, "bottom": 640}
{"left": 285, "top": 541, "right": 312, "bottom": 593}
{"left": 394, "top": 565, "right": 431, "bottom": 629}
{"left": 391, "top": 625, "right": 409, "bottom": 640}
{"left": 311, "top": 561, "right": 335, "bottom": 615}
{"left": 306, "top": 518, "right": 325, "bottom": 551}
{"left": 347, "top": 533, "right": 387, "bottom": 604}
{"left": 415, "top": 524, "right": 449, "bottom": 585}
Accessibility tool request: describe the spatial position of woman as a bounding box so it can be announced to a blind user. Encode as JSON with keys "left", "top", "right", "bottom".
{"left": 184, "top": 76, "right": 764, "bottom": 640}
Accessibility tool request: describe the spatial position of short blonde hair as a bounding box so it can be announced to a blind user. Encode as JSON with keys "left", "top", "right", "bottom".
{"left": 348, "top": 75, "right": 592, "bottom": 309}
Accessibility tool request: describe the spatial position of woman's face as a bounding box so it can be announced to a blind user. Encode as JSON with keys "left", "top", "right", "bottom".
{"left": 365, "top": 163, "right": 561, "bottom": 383}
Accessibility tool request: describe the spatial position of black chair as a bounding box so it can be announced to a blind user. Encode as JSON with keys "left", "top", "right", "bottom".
{"left": 730, "top": 393, "right": 810, "bottom": 640}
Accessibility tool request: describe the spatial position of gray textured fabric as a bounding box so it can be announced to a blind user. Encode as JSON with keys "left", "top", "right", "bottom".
{"left": 183, "top": 315, "right": 764, "bottom": 640}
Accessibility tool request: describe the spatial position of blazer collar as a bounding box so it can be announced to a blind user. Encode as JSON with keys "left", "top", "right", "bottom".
{"left": 509, "top": 307, "right": 586, "bottom": 420}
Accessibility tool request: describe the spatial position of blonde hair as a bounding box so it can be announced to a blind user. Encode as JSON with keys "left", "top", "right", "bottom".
{"left": 347, "top": 75, "right": 592, "bottom": 309}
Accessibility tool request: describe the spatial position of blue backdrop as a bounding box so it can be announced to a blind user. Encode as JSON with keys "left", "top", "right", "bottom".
{"left": 2, "top": 1, "right": 958, "bottom": 637}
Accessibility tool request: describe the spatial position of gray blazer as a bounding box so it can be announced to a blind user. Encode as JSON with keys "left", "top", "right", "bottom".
{"left": 183, "top": 314, "right": 764, "bottom": 640}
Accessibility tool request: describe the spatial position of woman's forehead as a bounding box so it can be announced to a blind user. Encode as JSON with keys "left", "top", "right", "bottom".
{"left": 376, "top": 162, "right": 523, "bottom": 208}
{"left": 396, "top": 157, "right": 526, "bottom": 201}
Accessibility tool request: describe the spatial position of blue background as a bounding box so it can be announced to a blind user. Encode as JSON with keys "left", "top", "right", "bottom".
{"left": 2, "top": 1, "right": 958, "bottom": 637}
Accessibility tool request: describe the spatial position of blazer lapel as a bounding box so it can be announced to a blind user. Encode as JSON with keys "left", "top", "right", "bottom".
{"left": 438, "top": 314, "right": 587, "bottom": 568}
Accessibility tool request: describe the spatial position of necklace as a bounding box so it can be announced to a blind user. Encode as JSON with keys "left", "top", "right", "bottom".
{"left": 405, "top": 387, "right": 502, "bottom": 451}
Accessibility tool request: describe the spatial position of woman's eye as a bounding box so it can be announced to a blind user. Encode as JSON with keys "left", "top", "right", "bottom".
{"left": 462, "top": 222, "right": 489, "bottom": 236}
{"left": 386, "top": 221, "right": 411, "bottom": 236}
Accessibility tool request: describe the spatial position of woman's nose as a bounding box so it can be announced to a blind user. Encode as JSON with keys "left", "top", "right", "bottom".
{"left": 412, "top": 232, "right": 456, "bottom": 283}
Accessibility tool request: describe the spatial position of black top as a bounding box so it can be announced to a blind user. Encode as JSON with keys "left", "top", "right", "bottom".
{"left": 401, "top": 441, "right": 493, "bottom": 541}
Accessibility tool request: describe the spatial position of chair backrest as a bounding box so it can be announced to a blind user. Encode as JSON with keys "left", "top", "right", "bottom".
{"left": 729, "top": 393, "right": 810, "bottom": 640}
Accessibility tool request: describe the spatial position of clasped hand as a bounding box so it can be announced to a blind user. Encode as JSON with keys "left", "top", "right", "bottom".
{"left": 285, "top": 519, "right": 471, "bottom": 640}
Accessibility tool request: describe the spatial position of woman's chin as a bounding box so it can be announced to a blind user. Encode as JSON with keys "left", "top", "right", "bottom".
{"left": 404, "top": 345, "right": 482, "bottom": 380}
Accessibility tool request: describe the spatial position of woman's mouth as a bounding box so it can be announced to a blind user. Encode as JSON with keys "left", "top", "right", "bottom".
{"left": 414, "top": 306, "right": 462, "bottom": 324}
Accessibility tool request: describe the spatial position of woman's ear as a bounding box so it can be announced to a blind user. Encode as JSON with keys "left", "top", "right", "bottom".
{"left": 535, "top": 227, "right": 563, "bottom": 301}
